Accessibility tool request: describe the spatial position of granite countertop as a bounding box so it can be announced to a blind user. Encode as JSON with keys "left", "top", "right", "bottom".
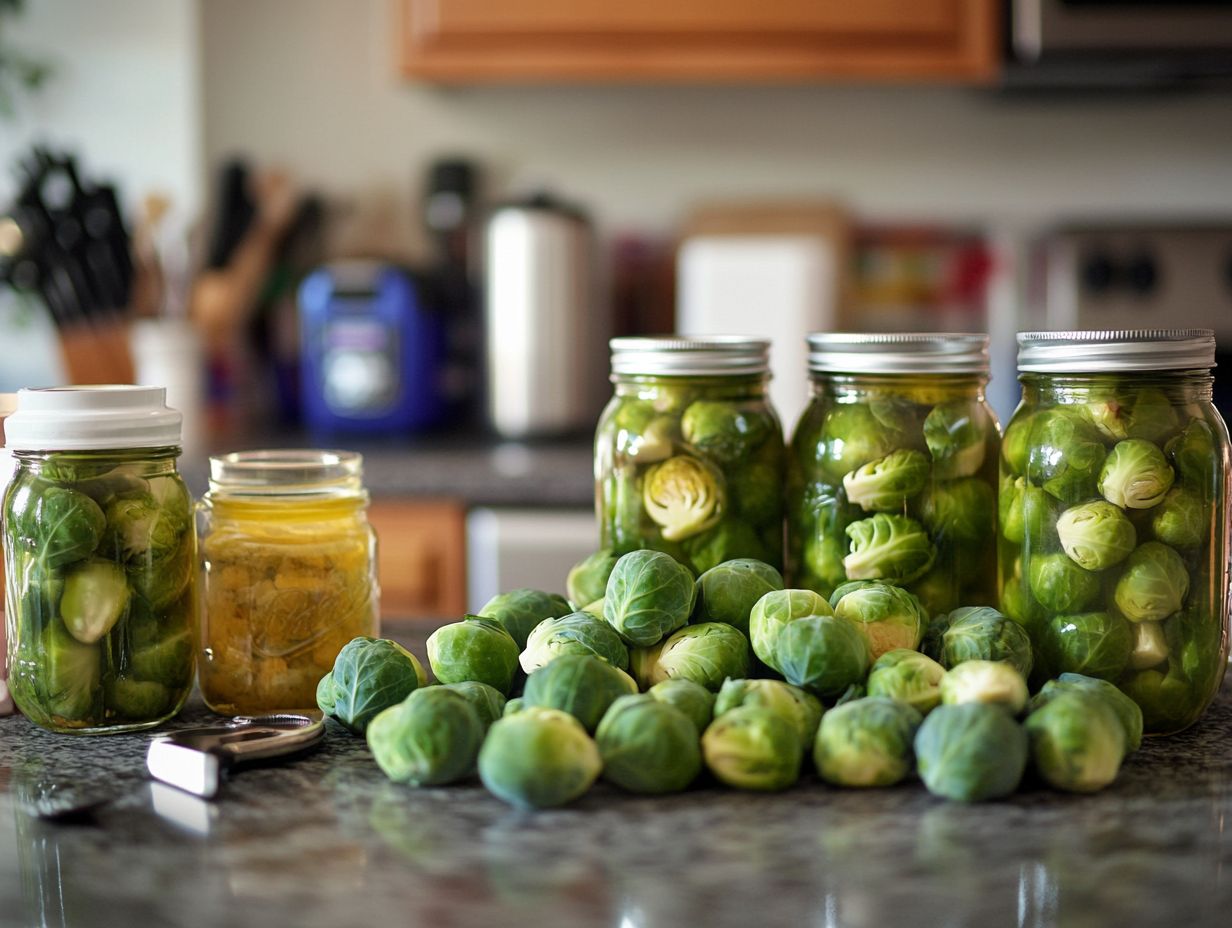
{"left": 1, "top": 639, "right": 1230, "bottom": 928}
{"left": 180, "top": 434, "right": 595, "bottom": 508}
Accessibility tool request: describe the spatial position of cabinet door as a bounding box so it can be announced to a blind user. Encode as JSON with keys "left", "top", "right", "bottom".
{"left": 367, "top": 499, "right": 467, "bottom": 621}
{"left": 399, "top": 0, "right": 998, "bottom": 82}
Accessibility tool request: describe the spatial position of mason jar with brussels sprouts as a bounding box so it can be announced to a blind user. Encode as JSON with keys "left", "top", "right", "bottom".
{"left": 2, "top": 387, "right": 196, "bottom": 734}
{"left": 594, "top": 337, "right": 785, "bottom": 574}
{"left": 787, "top": 334, "right": 1001, "bottom": 615}
{"left": 1000, "top": 330, "right": 1230, "bottom": 734}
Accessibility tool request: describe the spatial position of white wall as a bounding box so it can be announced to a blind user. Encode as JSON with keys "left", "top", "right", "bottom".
{"left": 0, "top": 0, "right": 203, "bottom": 216}
{"left": 200, "top": 0, "right": 1232, "bottom": 259}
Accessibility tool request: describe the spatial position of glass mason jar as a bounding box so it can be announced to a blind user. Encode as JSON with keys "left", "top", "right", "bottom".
{"left": 788, "top": 334, "right": 1000, "bottom": 613}
{"left": 595, "top": 337, "right": 785, "bottom": 574}
{"left": 1000, "top": 330, "right": 1230, "bottom": 734}
{"left": 198, "top": 449, "right": 378, "bottom": 714}
{"left": 2, "top": 386, "right": 195, "bottom": 734}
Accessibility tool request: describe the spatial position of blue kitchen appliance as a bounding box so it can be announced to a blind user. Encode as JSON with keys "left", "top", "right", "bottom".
{"left": 298, "top": 261, "right": 445, "bottom": 434}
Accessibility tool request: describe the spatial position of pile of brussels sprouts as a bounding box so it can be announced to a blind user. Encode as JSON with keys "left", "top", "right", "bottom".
{"left": 596, "top": 382, "right": 785, "bottom": 574}
{"left": 3, "top": 455, "right": 196, "bottom": 729}
{"left": 998, "top": 385, "right": 1224, "bottom": 732}
{"left": 788, "top": 388, "right": 999, "bottom": 616}
{"left": 318, "top": 548, "right": 1147, "bottom": 809}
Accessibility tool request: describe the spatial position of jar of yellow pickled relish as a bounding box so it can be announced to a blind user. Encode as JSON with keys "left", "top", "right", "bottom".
{"left": 198, "top": 450, "right": 378, "bottom": 714}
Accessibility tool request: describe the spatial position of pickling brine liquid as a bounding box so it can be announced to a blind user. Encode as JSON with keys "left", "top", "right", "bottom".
{"left": 198, "top": 458, "right": 379, "bottom": 715}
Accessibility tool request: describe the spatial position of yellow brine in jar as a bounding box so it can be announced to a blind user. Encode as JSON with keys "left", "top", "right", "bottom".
{"left": 198, "top": 450, "right": 378, "bottom": 714}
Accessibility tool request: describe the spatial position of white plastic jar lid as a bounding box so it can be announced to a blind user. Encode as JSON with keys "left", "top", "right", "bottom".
{"left": 3, "top": 385, "right": 183, "bottom": 451}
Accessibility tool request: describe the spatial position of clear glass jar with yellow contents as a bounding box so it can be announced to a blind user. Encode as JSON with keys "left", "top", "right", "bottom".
{"left": 198, "top": 450, "right": 379, "bottom": 714}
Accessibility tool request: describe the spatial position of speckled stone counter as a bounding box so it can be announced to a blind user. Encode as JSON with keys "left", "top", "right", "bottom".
{"left": 1, "top": 652, "right": 1229, "bottom": 928}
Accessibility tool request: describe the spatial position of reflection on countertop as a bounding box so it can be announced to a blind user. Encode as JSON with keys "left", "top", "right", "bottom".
{"left": 0, "top": 636, "right": 1229, "bottom": 928}
{"left": 182, "top": 431, "right": 595, "bottom": 507}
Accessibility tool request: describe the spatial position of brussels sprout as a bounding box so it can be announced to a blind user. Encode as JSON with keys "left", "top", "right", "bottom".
{"left": 604, "top": 465, "right": 645, "bottom": 553}
{"left": 438, "top": 681, "right": 507, "bottom": 729}
{"left": 907, "top": 568, "right": 961, "bottom": 620}
{"left": 1113, "top": 542, "right": 1189, "bottom": 623}
{"left": 521, "top": 653, "right": 638, "bottom": 733}
{"left": 648, "top": 678, "right": 715, "bottom": 733}
{"left": 1082, "top": 386, "right": 1178, "bottom": 444}
{"left": 479, "top": 707, "right": 601, "bottom": 809}
{"left": 692, "top": 558, "right": 784, "bottom": 634}
{"left": 1150, "top": 487, "right": 1206, "bottom": 548}
{"left": 714, "top": 678, "right": 822, "bottom": 745}
{"left": 866, "top": 649, "right": 945, "bottom": 714}
{"left": 1025, "top": 691, "right": 1126, "bottom": 793}
{"left": 102, "top": 493, "right": 188, "bottom": 562}
{"left": 684, "top": 521, "right": 768, "bottom": 575}
{"left": 1001, "top": 410, "right": 1035, "bottom": 476}
{"left": 35, "top": 621, "right": 102, "bottom": 721}
{"left": 367, "top": 687, "right": 485, "bottom": 786}
{"left": 998, "top": 477, "right": 1057, "bottom": 547}
{"left": 702, "top": 706, "right": 803, "bottom": 791}
{"left": 939, "top": 660, "right": 1028, "bottom": 714}
{"left": 1000, "top": 575, "right": 1046, "bottom": 633}
{"left": 813, "top": 697, "right": 922, "bottom": 788}
{"left": 126, "top": 612, "right": 193, "bottom": 688}
{"left": 478, "top": 589, "right": 572, "bottom": 649}
{"left": 924, "top": 401, "right": 989, "bottom": 479}
{"left": 502, "top": 697, "right": 525, "bottom": 716}
{"left": 1028, "top": 553, "right": 1101, "bottom": 615}
{"left": 1042, "top": 612, "right": 1133, "bottom": 682}
{"left": 566, "top": 550, "right": 620, "bottom": 609}
{"left": 628, "top": 642, "right": 664, "bottom": 690}
{"left": 1129, "top": 620, "right": 1169, "bottom": 671}
{"left": 426, "top": 617, "right": 521, "bottom": 695}
{"left": 580, "top": 598, "right": 605, "bottom": 618}
{"left": 595, "top": 695, "right": 702, "bottom": 794}
{"left": 729, "top": 457, "right": 782, "bottom": 526}
{"left": 58, "top": 559, "right": 130, "bottom": 644}
{"left": 317, "top": 636, "right": 427, "bottom": 735}
{"left": 15, "top": 485, "right": 106, "bottom": 569}
{"left": 801, "top": 533, "right": 849, "bottom": 598}
{"left": 106, "top": 677, "right": 173, "bottom": 720}
{"left": 1166, "top": 419, "right": 1217, "bottom": 497}
{"left": 842, "top": 449, "right": 930, "bottom": 512}
{"left": 1098, "top": 439, "right": 1175, "bottom": 510}
{"left": 641, "top": 455, "right": 725, "bottom": 542}
{"left": 650, "top": 623, "right": 749, "bottom": 691}
{"left": 681, "top": 400, "right": 771, "bottom": 463}
{"left": 1028, "top": 672, "right": 1143, "bottom": 752}
{"left": 129, "top": 531, "right": 194, "bottom": 611}
{"left": 1055, "top": 500, "right": 1137, "bottom": 571}
{"left": 844, "top": 513, "right": 935, "bottom": 584}
{"left": 917, "top": 478, "right": 994, "bottom": 548}
{"left": 748, "top": 588, "right": 833, "bottom": 673}
{"left": 914, "top": 703, "right": 1028, "bottom": 802}
{"left": 774, "top": 614, "right": 872, "bottom": 698}
{"left": 818, "top": 400, "right": 920, "bottom": 485}
{"left": 1119, "top": 666, "right": 1195, "bottom": 733}
{"left": 1027, "top": 408, "right": 1107, "bottom": 504}
{"left": 520, "top": 611, "right": 630, "bottom": 674}
{"left": 604, "top": 549, "right": 696, "bottom": 647}
{"left": 831, "top": 581, "right": 926, "bottom": 659}
{"left": 939, "top": 606, "right": 1034, "bottom": 678}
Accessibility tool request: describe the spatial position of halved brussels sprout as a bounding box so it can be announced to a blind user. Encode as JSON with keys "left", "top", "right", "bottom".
{"left": 831, "top": 580, "right": 926, "bottom": 659}
{"left": 939, "top": 660, "right": 1028, "bottom": 714}
{"left": 1025, "top": 691, "right": 1126, "bottom": 793}
{"left": 520, "top": 611, "right": 630, "bottom": 674}
{"left": 596, "top": 694, "right": 701, "bottom": 794}
{"left": 317, "top": 636, "right": 427, "bottom": 735}
{"left": 426, "top": 617, "right": 521, "bottom": 695}
{"left": 914, "top": 703, "right": 1028, "bottom": 802}
{"left": 1056, "top": 500, "right": 1136, "bottom": 571}
{"left": 1098, "top": 439, "right": 1175, "bottom": 510}
{"left": 774, "top": 614, "right": 871, "bottom": 699}
{"left": 648, "top": 678, "right": 715, "bottom": 733}
{"left": 681, "top": 400, "right": 771, "bottom": 463}
{"left": 1042, "top": 611, "right": 1133, "bottom": 682}
{"left": 924, "top": 401, "right": 989, "bottom": 478}
{"left": 842, "top": 449, "right": 930, "bottom": 512}
{"left": 813, "top": 697, "right": 922, "bottom": 788}
{"left": 603, "top": 549, "right": 696, "bottom": 647}
{"left": 747, "top": 588, "right": 832, "bottom": 673}
{"left": 714, "top": 678, "right": 822, "bottom": 745}
{"left": 843, "top": 513, "right": 935, "bottom": 584}
{"left": 866, "top": 649, "right": 946, "bottom": 715}
{"left": 1113, "top": 541, "right": 1189, "bottom": 623}
{"left": 521, "top": 653, "right": 638, "bottom": 733}
{"left": 692, "top": 558, "right": 783, "bottom": 635}
{"left": 702, "top": 705, "right": 802, "bottom": 791}
{"left": 642, "top": 455, "right": 725, "bottom": 542}
{"left": 650, "top": 623, "right": 749, "bottom": 691}
{"left": 479, "top": 707, "right": 601, "bottom": 809}
{"left": 367, "top": 687, "right": 485, "bottom": 787}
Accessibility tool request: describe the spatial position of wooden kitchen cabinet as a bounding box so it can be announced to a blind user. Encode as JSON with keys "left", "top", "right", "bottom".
{"left": 367, "top": 499, "right": 467, "bottom": 622}
{"left": 397, "top": 0, "right": 998, "bottom": 83}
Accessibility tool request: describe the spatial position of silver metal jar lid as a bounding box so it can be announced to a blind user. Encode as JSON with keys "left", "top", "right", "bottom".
{"left": 806, "top": 333, "right": 989, "bottom": 375}
{"left": 609, "top": 336, "right": 770, "bottom": 376}
{"left": 1017, "top": 329, "right": 1216, "bottom": 373}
